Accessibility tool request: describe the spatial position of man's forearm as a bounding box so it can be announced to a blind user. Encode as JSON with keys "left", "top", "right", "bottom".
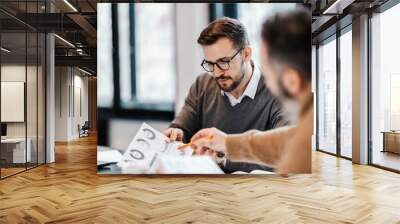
{"left": 222, "top": 160, "right": 274, "bottom": 173}
{"left": 225, "top": 126, "right": 295, "bottom": 167}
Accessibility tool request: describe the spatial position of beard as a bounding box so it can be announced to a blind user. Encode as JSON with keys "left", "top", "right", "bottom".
{"left": 215, "top": 62, "right": 246, "bottom": 92}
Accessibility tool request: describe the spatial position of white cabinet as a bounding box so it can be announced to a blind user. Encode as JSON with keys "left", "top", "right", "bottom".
{"left": 1, "top": 138, "right": 32, "bottom": 163}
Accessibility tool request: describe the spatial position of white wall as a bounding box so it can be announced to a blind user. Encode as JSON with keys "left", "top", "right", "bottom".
{"left": 55, "top": 66, "right": 68, "bottom": 141}
{"left": 72, "top": 73, "right": 89, "bottom": 138}
{"left": 75, "top": 72, "right": 89, "bottom": 138}
{"left": 174, "top": 3, "right": 209, "bottom": 112}
{"left": 54, "top": 67, "right": 89, "bottom": 141}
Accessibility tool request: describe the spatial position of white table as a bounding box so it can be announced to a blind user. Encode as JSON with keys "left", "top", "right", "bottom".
{"left": 1, "top": 138, "right": 31, "bottom": 163}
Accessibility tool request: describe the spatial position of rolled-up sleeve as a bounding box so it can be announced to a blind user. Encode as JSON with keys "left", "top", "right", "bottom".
{"left": 225, "top": 126, "right": 295, "bottom": 167}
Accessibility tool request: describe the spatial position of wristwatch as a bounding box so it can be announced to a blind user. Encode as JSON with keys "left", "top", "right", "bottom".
{"left": 215, "top": 152, "right": 227, "bottom": 167}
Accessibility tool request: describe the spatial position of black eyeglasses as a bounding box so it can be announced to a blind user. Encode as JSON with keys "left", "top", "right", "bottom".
{"left": 201, "top": 48, "right": 243, "bottom": 72}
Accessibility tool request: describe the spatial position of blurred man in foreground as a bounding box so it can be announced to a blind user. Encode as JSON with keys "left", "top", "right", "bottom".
{"left": 191, "top": 8, "right": 312, "bottom": 174}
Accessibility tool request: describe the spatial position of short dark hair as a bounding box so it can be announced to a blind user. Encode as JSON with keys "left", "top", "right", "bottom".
{"left": 197, "top": 17, "right": 249, "bottom": 50}
{"left": 261, "top": 8, "right": 311, "bottom": 82}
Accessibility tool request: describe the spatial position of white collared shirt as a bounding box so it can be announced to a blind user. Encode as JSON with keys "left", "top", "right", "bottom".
{"left": 221, "top": 66, "right": 261, "bottom": 107}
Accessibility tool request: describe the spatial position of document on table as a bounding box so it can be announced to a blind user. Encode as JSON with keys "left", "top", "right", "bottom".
{"left": 117, "top": 123, "right": 223, "bottom": 174}
{"left": 97, "top": 146, "right": 123, "bottom": 164}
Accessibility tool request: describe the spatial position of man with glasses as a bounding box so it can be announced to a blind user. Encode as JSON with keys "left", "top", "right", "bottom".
{"left": 163, "top": 17, "right": 287, "bottom": 173}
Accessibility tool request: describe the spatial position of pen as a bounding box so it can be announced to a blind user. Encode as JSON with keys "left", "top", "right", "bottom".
{"left": 176, "top": 142, "right": 194, "bottom": 150}
{"left": 176, "top": 136, "right": 213, "bottom": 150}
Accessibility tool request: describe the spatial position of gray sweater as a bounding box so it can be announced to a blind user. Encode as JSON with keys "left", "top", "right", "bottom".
{"left": 170, "top": 72, "right": 288, "bottom": 173}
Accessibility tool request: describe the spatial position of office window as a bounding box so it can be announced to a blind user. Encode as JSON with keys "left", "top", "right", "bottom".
{"left": 370, "top": 3, "right": 400, "bottom": 171}
{"left": 237, "top": 3, "right": 295, "bottom": 67}
{"left": 339, "top": 29, "right": 352, "bottom": 158}
{"left": 133, "top": 3, "right": 176, "bottom": 105}
{"left": 317, "top": 37, "right": 337, "bottom": 154}
{"left": 97, "top": 4, "right": 114, "bottom": 107}
{"left": 118, "top": 4, "right": 132, "bottom": 104}
{"left": 97, "top": 3, "right": 176, "bottom": 110}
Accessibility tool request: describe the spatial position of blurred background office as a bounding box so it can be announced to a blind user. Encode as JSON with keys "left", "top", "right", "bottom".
{"left": 313, "top": 1, "right": 400, "bottom": 172}
{"left": 0, "top": 0, "right": 97, "bottom": 179}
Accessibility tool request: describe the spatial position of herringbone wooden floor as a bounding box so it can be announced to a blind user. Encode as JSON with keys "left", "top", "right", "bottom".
{"left": 1, "top": 134, "right": 400, "bottom": 224}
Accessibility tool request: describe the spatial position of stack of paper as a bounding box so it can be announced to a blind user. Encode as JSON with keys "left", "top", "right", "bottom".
{"left": 117, "top": 123, "right": 223, "bottom": 174}
{"left": 97, "top": 146, "right": 123, "bottom": 164}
